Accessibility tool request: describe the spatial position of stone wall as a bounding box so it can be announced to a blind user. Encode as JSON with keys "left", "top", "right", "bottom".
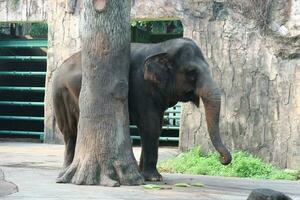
{"left": 45, "top": 0, "right": 82, "bottom": 143}
{"left": 179, "top": 0, "right": 300, "bottom": 169}
{"left": 0, "top": 0, "right": 299, "bottom": 169}
{"left": 0, "top": 0, "right": 47, "bottom": 21}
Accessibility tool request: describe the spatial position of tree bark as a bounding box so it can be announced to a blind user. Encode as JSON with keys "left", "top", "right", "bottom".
{"left": 56, "top": 0, "right": 144, "bottom": 186}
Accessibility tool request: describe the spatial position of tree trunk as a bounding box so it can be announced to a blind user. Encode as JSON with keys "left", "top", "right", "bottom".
{"left": 56, "top": 0, "right": 144, "bottom": 186}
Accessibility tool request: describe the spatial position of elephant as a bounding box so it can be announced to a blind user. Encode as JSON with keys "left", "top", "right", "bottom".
{"left": 52, "top": 38, "right": 232, "bottom": 181}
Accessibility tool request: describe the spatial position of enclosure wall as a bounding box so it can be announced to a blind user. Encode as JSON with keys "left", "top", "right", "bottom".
{"left": 0, "top": 0, "right": 299, "bottom": 168}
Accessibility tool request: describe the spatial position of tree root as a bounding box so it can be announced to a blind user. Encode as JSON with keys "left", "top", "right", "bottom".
{"left": 56, "top": 156, "right": 144, "bottom": 186}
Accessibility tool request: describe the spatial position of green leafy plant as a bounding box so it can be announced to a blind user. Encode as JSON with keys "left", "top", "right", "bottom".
{"left": 131, "top": 20, "right": 183, "bottom": 34}
{"left": 158, "top": 147, "right": 297, "bottom": 180}
{"left": 28, "top": 23, "right": 48, "bottom": 38}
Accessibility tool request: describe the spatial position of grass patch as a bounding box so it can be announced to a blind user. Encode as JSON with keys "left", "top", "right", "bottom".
{"left": 158, "top": 147, "right": 298, "bottom": 180}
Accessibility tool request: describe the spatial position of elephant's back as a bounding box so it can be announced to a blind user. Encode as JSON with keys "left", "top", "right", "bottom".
{"left": 52, "top": 52, "right": 82, "bottom": 99}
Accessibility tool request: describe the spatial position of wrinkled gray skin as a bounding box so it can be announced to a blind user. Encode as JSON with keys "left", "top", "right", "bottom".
{"left": 52, "top": 38, "right": 231, "bottom": 181}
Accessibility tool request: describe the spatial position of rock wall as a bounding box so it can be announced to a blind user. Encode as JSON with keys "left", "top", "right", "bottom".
{"left": 0, "top": 0, "right": 299, "bottom": 168}
{"left": 45, "top": 0, "right": 81, "bottom": 143}
{"left": 0, "top": 0, "right": 47, "bottom": 21}
{"left": 179, "top": 0, "right": 300, "bottom": 169}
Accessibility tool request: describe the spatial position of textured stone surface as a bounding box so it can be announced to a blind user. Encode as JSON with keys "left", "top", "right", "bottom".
{"left": 0, "top": 0, "right": 47, "bottom": 21}
{"left": 0, "top": 0, "right": 299, "bottom": 169}
{"left": 179, "top": 1, "right": 300, "bottom": 169}
{"left": 44, "top": 0, "right": 81, "bottom": 144}
{"left": 247, "top": 188, "right": 292, "bottom": 200}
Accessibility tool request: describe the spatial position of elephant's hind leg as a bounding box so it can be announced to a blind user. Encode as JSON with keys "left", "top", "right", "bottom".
{"left": 53, "top": 87, "right": 78, "bottom": 175}
{"left": 62, "top": 133, "right": 76, "bottom": 172}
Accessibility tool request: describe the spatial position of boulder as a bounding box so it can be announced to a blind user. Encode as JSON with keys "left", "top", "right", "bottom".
{"left": 247, "top": 188, "right": 292, "bottom": 200}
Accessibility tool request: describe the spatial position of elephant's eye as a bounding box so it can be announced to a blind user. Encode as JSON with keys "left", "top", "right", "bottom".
{"left": 185, "top": 69, "right": 197, "bottom": 83}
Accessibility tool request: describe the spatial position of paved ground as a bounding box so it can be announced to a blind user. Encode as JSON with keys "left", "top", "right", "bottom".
{"left": 0, "top": 169, "right": 18, "bottom": 196}
{"left": 0, "top": 142, "right": 299, "bottom": 200}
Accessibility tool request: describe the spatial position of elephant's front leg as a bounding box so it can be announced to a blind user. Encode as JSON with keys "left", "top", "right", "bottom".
{"left": 138, "top": 110, "right": 163, "bottom": 181}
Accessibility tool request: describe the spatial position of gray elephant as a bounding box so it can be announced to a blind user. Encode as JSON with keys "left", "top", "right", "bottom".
{"left": 52, "top": 38, "right": 232, "bottom": 181}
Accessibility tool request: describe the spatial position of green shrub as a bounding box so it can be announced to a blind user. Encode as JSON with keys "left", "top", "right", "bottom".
{"left": 28, "top": 23, "right": 48, "bottom": 38}
{"left": 158, "top": 147, "right": 297, "bottom": 180}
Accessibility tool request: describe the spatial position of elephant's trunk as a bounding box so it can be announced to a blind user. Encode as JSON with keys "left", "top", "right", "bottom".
{"left": 197, "top": 77, "right": 232, "bottom": 165}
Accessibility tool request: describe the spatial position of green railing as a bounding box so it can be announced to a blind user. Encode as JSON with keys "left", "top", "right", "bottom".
{"left": 0, "top": 56, "right": 47, "bottom": 61}
{"left": 0, "top": 101, "right": 44, "bottom": 106}
{"left": 0, "top": 39, "right": 47, "bottom": 140}
{"left": 0, "top": 116, "right": 44, "bottom": 121}
{"left": 0, "top": 71, "right": 46, "bottom": 77}
{"left": 0, "top": 39, "right": 48, "bottom": 48}
{"left": 0, "top": 130, "right": 44, "bottom": 136}
{"left": 0, "top": 86, "right": 45, "bottom": 92}
{"left": 131, "top": 135, "right": 179, "bottom": 142}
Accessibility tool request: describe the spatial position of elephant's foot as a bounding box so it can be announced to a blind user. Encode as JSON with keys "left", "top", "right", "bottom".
{"left": 142, "top": 169, "right": 163, "bottom": 181}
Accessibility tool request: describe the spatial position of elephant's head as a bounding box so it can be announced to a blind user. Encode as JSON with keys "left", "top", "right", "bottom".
{"left": 144, "top": 38, "right": 232, "bottom": 165}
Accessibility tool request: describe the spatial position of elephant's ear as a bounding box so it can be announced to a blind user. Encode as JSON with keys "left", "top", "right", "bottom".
{"left": 144, "top": 52, "right": 172, "bottom": 85}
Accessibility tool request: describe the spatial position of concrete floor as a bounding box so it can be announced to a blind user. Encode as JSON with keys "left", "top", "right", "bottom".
{"left": 0, "top": 142, "right": 299, "bottom": 200}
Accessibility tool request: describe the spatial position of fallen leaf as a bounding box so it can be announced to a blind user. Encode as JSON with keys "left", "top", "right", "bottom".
{"left": 191, "top": 182, "right": 204, "bottom": 187}
{"left": 174, "top": 183, "right": 190, "bottom": 187}
{"left": 143, "top": 184, "right": 162, "bottom": 189}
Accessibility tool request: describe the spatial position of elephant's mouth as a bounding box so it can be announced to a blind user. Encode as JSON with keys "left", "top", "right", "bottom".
{"left": 179, "top": 90, "right": 196, "bottom": 102}
{"left": 185, "top": 89, "right": 194, "bottom": 96}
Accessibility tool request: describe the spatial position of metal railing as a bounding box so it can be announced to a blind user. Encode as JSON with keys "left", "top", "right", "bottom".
{"left": 0, "top": 115, "right": 44, "bottom": 121}
{"left": 0, "top": 56, "right": 47, "bottom": 61}
{"left": 0, "top": 86, "right": 45, "bottom": 92}
{"left": 0, "top": 101, "right": 44, "bottom": 106}
{"left": 0, "top": 39, "right": 48, "bottom": 48}
{"left": 0, "top": 71, "right": 46, "bottom": 77}
{"left": 0, "top": 39, "right": 47, "bottom": 140}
